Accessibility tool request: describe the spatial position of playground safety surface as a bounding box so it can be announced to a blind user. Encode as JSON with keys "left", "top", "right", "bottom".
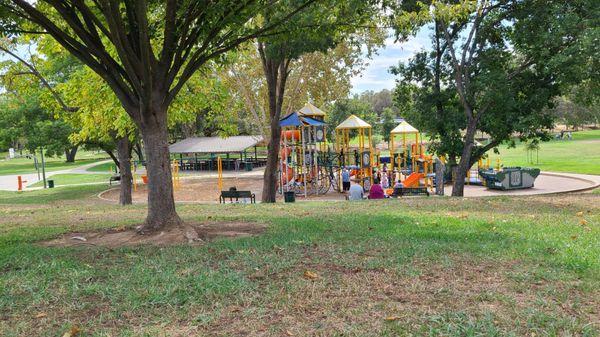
{"left": 98, "top": 172, "right": 600, "bottom": 204}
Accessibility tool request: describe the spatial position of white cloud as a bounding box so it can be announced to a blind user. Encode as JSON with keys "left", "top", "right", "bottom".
{"left": 350, "top": 26, "right": 432, "bottom": 94}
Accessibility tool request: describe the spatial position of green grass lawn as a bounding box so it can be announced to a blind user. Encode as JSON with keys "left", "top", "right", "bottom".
{"left": 0, "top": 150, "right": 109, "bottom": 176}
{"left": 0, "top": 184, "right": 109, "bottom": 205}
{"left": 29, "top": 173, "right": 112, "bottom": 188}
{"left": 487, "top": 130, "right": 600, "bottom": 175}
{"left": 0, "top": 187, "right": 598, "bottom": 336}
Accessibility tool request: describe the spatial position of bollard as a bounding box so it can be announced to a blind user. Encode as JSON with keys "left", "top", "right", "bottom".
{"left": 17, "top": 176, "right": 27, "bottom": 191}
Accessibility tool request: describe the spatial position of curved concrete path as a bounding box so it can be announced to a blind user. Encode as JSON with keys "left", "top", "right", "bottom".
{"left": 0, "top": 159, "right": 112, "bottom": 191}
{"left": 451, "top": 172, "right": 600, "bottom": 197}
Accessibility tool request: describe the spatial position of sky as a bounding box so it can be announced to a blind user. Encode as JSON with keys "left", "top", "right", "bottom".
{"left": 350, "top": 26, "right": 432, "bottom": 95}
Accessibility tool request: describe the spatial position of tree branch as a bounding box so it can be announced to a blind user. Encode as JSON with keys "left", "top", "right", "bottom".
{"left": 0, "top": 45, "right": 77, "bottom": 113}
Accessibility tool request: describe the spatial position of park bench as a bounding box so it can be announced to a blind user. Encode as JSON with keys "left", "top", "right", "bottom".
{"left": 219, "top": 190, "right": 256, "bottom": 204}
{"left": 109, "top": 175, "right": 121, "bottom": 185}
{"left": 392, "top": 187, "right": 430, "bottom": 197}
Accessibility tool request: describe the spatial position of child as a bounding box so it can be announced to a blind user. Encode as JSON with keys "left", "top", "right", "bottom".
{"left": 341, "top": 167, "right": 351, "bottom": 191}
{"left": 381, "top": 172, "right": 389, "bottom": 188}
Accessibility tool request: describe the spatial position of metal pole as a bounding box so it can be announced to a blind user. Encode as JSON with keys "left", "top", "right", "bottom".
{"left": 301, "top": 126, "right": 307, "bottom": 197}
{"left": 40, "top": 147, "right": 47, "bottom": 189}
{"left": 280, "top": 129, "right": 285, "bottom": 193}
{"left": 33, "top": 151, "right": 40, "bottom": 181}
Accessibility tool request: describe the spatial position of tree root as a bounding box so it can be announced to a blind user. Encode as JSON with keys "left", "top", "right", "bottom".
{"left": 136, "top": 215, "right": 202, "bottom": 243}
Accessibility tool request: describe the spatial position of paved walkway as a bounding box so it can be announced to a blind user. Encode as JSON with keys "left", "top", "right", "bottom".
{"left": 453, "top": 172, "right": 600, "bottom": 197}
{"left": 0, "top": 160, "right": 111, "bottom": 191}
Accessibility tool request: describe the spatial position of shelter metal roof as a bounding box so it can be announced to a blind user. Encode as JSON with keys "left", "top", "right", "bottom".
{"left": 169, "top": 135, "right": 263, "bottom": 154}
{"left": 391, "top": 120, "right": 419, "bottom": 134}
{"left": 335, "top": 114, "right": 371, "bottom": 130}
{"left": 298, "top": 102, "right": 326, "bottom": 117}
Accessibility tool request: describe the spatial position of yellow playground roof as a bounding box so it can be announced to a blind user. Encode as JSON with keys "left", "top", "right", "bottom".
{"left": 336, "top": 114, "right": 372, "bottom": 130}
{"left": 391, "top": 120, "right": 419, "bottom": 134}
{"left": 298, "top": 102, "right": 326, "bottom": 117}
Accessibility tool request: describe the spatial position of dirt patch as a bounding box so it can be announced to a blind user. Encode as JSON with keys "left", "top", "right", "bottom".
{"left": 40, "top": 221, "right": 266, "bottom": 248}
{"left": 99, "top": 176, "right": 347, "bottom": 204}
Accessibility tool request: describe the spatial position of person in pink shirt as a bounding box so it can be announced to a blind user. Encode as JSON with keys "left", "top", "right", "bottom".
{"left": 368, "top": 179, "right": 385, "bottom": 199}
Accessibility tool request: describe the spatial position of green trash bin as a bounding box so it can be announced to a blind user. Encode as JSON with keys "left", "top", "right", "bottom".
{"left": 283, "top": 191, "right": 295, "bottom": 203}
{"left": 47, "top": 180, "right": 54, "bottom": 188}
{"left": 245, "top": 161, "right": 253, "bottom": 171}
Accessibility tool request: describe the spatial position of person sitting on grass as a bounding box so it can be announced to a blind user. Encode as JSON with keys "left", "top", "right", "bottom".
{"left": 368, "top": 178, "right": 385, "bottom": 199}
{"left": 348, "top": 179, "right": 364, "bottom": 201}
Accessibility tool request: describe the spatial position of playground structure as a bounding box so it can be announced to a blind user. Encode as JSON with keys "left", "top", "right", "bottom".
{"left": 388, "top": 120, "right": 434, "bottom": 192}
{"left": 278, "top": 104, "right": 329, "bottom": 197}
{"left": 334, "top": 114, "right": 374, "bottom": 190}
{"left": 172, "top": 159, "right": 181, "bottom": 191}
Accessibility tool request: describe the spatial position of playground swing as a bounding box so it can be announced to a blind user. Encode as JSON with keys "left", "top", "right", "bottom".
{"left": 335, "top": 114, "right": 374, "bottom": 191}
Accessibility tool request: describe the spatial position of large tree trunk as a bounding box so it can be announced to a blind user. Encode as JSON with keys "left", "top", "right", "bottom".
{"left": 138, "top": 106, "right": 183, "bottom": 231}
{"left": 117, "top": 136, "right": 133, "bottom": 205}
{"left": 451, "top": 118, "right": 478, "bottom": 196}
{"left": 260, "top": 47, "right": 290, "bottom": 203}
{"left": 64, "top": 146, "right": 78, "bottom": 162}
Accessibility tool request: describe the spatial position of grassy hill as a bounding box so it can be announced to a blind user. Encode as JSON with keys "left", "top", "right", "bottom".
{"left": 486, "top": 130, "right": 600, "bottom": 175}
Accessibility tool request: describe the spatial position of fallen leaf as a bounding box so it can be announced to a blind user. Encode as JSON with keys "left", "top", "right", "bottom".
{"left": 62, "top": 326, "right": 80, "bottom": 337}
{"left": 571, "top": 235, "right": 578, "bottom": 240}
{"left": 285, "top": 330, "right": 294, "bottom": 336}
{"left": 579, "top": 219, "right": 588, "bottom": 226}
{"left": 71, "top": 236, "right": 86, "bottom": 242}
{"left": 385, "top": 316, "right": 401, "bottom": 321}
{"left": 303, "top": 270, "right": 319, "bottom": 280}
{"left": 576, "top": 211, "right": 583, "bottom": 217}
{"left": 248, "top": 270, "right": 266, "bottom": 280}
{"left": 35, "top": 312, "right": 47, "bottom": 318}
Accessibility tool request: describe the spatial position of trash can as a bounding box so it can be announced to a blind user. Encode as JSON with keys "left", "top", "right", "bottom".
{"left": 47, "top": 180, "right": 54, "bottom": 188}
{"left": 245, "top": 161, "right": 253, "bottom": 171}
{"left": 284, "top": 191, "right": 295, "bottom": 203}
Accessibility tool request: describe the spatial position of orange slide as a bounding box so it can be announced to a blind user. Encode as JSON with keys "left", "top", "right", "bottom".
{"left": 402, "top": 172, "right": 423, "bottom": 188}
{"left": 280, "top": 162, "right": 294, "bottom": 184}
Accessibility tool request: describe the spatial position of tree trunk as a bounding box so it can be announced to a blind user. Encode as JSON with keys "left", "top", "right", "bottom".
{"left": 260, "top": 44, "right": 290, "bottom": 203}
{"left": 105, "top": 149, "right": 120, "bottom": 168}
{"left": 262, "top": 122, "right": 282, "bottom": 202}
{"left": 64, "top": 146, "right": 78, "bottom": 162}
{"left": 138, "top": 106, "right": 183, "bottom": 231}
{"left": 133, "top": 141, "right": 144, "bottom": 163}
{"left": 451, "top": 118, "right": 478, "bottom": 196}
{"left": 117, "top": 136, "right": 133, "bottom": 205}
